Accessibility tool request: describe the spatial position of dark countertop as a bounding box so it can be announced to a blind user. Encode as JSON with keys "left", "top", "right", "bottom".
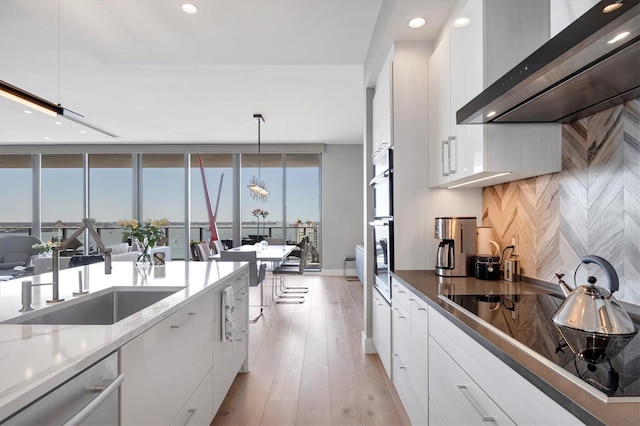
{"left": 392, "top": 270, "right": 640, "bottom": 426}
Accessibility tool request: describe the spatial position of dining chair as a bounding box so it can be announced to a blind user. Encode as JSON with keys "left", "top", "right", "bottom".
{"left": 219, "top": 250, "right": 268, "bottom": 322}
{"left": 196, "top": 242, "right": 212, "bottom": 261}
{"left": 270, "top": 242, "right": 311, "bottom": 304}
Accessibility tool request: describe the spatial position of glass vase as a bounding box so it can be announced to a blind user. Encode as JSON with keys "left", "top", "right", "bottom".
{"left": 136, "top": 244, "right": 152, "bottom": 269}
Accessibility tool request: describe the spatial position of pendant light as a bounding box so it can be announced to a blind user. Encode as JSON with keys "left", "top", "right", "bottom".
{"left": 248, "top": 113, "right": 269, "bottom": 202}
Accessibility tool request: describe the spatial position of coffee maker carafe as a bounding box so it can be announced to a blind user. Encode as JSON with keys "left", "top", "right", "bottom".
{"left": 435, "top": 217, "right": 477, "bottom": 277}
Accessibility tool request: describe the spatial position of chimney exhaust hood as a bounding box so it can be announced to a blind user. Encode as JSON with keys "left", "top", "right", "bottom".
{"left": 457, "top": 0, "right": 640, "bottom": 124}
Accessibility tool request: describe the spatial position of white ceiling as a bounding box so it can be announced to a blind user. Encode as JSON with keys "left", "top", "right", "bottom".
{"left": 0, "top": 0, "right": 455, "bottom": 146}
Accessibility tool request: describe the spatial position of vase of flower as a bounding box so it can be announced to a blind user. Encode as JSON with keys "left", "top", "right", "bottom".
{"left": 119, "top": 218, "right": 169, "bottom": 268}
{"left": 136, "top": 243, "right": 152, "bottom": 268}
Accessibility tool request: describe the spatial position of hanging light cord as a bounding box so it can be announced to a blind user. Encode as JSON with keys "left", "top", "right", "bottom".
{"left": 257, "top": 118, "right": 261, "bottom": 181}
{"left": 57, "top": 0, "right": 61, "bottom": 104}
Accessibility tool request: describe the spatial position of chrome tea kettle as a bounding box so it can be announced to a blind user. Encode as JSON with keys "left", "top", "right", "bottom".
{"left": 552, "top": 255, "right": 637, "bottom": 364}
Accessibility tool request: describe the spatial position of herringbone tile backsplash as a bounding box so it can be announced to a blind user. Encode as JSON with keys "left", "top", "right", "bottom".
{"left": 482, "top": 99, "right": 639, "bottom": 306}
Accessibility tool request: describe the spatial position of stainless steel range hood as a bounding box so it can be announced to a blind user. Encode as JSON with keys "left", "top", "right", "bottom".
{"left": 457, "top": 0, "right": 640, "bottom": 124}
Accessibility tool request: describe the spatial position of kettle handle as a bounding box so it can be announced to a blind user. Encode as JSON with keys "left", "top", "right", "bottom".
{"left": 580, "top": 255, "right": 619, "bottom": 293}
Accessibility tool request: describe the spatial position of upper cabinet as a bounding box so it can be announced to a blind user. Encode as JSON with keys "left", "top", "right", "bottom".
{"left": 372, "top": 60, "right": 393, "bottom": 155}
{"left": 428, "top": 0, "right": 562, "bottom": 189}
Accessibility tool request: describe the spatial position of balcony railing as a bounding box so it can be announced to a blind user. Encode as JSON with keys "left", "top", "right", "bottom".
{"left": 0, "top": 224, "right": 319, "bottom": 262}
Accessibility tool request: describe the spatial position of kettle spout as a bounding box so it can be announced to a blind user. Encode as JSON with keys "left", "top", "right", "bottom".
{"left": 555, "top": 273, "right": 572, "bottom": 297}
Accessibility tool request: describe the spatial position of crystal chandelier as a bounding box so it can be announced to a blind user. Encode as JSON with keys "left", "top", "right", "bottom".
{"left": 248, "top": 113, "right": 268, "bottom": 202}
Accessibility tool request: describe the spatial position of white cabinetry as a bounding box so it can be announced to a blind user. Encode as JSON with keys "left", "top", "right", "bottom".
{"left": 428, "top": 307, "right": 581, "bottom": 425}
{"left": 120, "top": 288, "right": 216, "bottom": 425}
{"left": 120, "top": 268, "right": 250, "bottom": 425}
{"left": 372, "top": 286, "right": 391, "bottom": 378}
{"left": 428, "top": 0, "right": 561, "bottom": 189}
{"left": 213, "top": 272, "right": 250, "bottom": 412}
{"left": 391, "top": 279, "right": 428, "bottom": 425}
{"left": 372, "top": 60, "right": 392, "bottom": 155}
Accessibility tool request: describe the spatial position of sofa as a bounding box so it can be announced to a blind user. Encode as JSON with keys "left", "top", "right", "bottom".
{"left": 0, "top": 235, "right": 42, "bottom": 270}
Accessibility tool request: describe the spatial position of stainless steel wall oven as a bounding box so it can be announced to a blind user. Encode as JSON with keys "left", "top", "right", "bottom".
{"left": 369, "top": 146, "right": 394, "bottom": 302}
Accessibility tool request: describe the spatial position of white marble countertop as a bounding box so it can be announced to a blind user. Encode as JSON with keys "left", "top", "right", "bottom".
{"left": 0, "top": 261, "right": 246, "bottom": 421}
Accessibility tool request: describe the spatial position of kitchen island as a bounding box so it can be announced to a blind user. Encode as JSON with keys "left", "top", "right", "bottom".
{"left": 0, "top": 261, "right": 249, "bottom": 423}
{"left": 392, "top": 270, "right": 639, "bottom": 426}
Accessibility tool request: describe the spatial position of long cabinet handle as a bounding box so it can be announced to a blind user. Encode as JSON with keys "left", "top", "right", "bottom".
{"left": 393, "top": 353, "right": 407, "bottom": 369}
{"left": 392, "top": 307, "right": 406, "bottom": 319}
{"left": 170, "top": 312, "right": 196, "bottom": 329}
{"left": 448, "top": 136, "right": 457, "bottom": 174}
{"left": 235, "top": 329, "right": 249, "bottom": 342}
{"left": 236, "top": 291, "right": 249, "bottom": 301}
{"left": 441, "top": 140, "right": 449, "bottom": 177}
{"left": 64, "top": 373, "right": 124, "bottom": 426}
{"left": 455, "top": 384, "right": 495, "bottom": 422}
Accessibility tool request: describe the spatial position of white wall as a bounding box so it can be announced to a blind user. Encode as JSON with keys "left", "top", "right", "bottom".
{"left": 321, "top": 144, "right": 363, "bottom": 274}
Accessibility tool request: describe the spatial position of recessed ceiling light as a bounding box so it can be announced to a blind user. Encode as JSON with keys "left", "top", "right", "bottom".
{"left": 54, "top": 121, "right": 62, "bottom": 125}
{"left": 408, "top": 17, "right": 426, "bottom": 29}
{"left": 486, "top": 111, "right": 497, "bottom": 118}
{"left": 603, "top": 1, "right": 623, "bottom": 13}
{"left": 608, "top": 31, "right": 630, "bottom": 43}
{"left": 24, "top": 110, "right": 32, "bottom": 114}
{"left": 181, "top": 3, "right": 198, "bottom": 14}
{"left": 43, "top": 136, "right": 50, "bottom": 140}
{"left": 453, "top": 17, "right": 470, "bottom": 28}
{"left": 79, "top": 130, "right": 86, "bottom": 134}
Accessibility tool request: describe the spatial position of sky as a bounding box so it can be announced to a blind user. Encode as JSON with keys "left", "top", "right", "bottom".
{"left": 0, "top": 164, "right": 320, "bottom": 224}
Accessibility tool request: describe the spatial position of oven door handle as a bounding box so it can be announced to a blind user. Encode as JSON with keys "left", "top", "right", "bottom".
{"left": 369, "top": 221, "right": 391, "bottom": 227}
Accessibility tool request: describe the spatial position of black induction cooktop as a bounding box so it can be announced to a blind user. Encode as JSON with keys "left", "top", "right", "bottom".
{"left": 440, "top": 291, "right": 640, "bottom": 397}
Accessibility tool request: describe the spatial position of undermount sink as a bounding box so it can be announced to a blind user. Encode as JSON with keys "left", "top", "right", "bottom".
{"left": 3, "top": 287, "right": 184, "bottom": 325}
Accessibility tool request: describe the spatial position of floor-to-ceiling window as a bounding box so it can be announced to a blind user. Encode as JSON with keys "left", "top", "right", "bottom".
{"left": 0, "top": 149, "right": 322, "bottom": 267}
{"left": 285, "top": 153, "right": 321, "bottom": 267}
{"left": 0, "top": 155, "right": 32, "bottom": 236}
{"left": 41, "top": 154, "right": 83, "bottom": 244}
{"left": 241, "top": 153, "right": 283, "bottom": 244}
{"left": 142, "top": 154, "right": 185, "bottom": 259}
{"left": 89, "top": 154, "right": 133, "bottom": 247}
{"left": 190, "top": 154, "right": 233, "bottom": 248}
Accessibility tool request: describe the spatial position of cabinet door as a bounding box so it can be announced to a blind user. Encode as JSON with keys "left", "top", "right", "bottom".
{"left": 372, "top": 287, "right": 391, "bottom": 378}
{"left": 213, "top": 274, "right": 249, "bottom": 413}
{"left": 450, "top": 0, "right": 485, "bottom": 181}
{"left": 120, "top": 290, "right": 215, "bottom": 425}
{"left": 372, "top": 60, "right": 393, "bottom": 154}
{"left": 428, "top": 31, "right": 452, "bottom": 187}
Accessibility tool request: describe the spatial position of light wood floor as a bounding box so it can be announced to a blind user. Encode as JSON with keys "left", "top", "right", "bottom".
{"left": 212, "top": 274, "right": 410, "bottom": 426}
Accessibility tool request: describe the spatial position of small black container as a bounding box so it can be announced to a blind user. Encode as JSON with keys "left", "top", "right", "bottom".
{"left": 475, "top": 255, "right": 501, "bottom": 280}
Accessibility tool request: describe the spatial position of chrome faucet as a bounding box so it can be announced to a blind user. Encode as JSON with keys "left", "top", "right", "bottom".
{"left": 46, "top": 218, "right": 112, "bottom": 303}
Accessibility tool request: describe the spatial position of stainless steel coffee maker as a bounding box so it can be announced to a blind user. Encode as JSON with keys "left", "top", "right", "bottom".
{"left": 435, "top": 217, "right": 477, "bottom": 277}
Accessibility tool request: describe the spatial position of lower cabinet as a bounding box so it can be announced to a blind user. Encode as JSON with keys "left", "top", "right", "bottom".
{"left": 429, "top": 336, "right": 514, "bottom": 425}
{"left": 120, "top": 267, "right": 250, "bottom": 425}
{"left": 391, "top": 280, "right": 428, "bottom": 425}
{"left": 428, "top": 307, "right": 582, "bottom": 425}
{"left": 372, "top": 286, "right": 392, "bottom": 378}
{"left": 213, "top": 273, "right": 250, "bottom": 412}
{"left": 120, "top": 288, "right": 215, "bottom": 425}
{"left": 171, "top": 369, "right": 214, "bottom": 425}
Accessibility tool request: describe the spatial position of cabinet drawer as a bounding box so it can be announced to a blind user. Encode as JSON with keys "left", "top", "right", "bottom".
{"left": 171, "top": 368, "right": 214, "bottom": 426}
{"left": 391, "top": 279, "right": 411, "bottom": 312}
{"left": 429, "top": 337, "right": 514, "bottom": 426}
